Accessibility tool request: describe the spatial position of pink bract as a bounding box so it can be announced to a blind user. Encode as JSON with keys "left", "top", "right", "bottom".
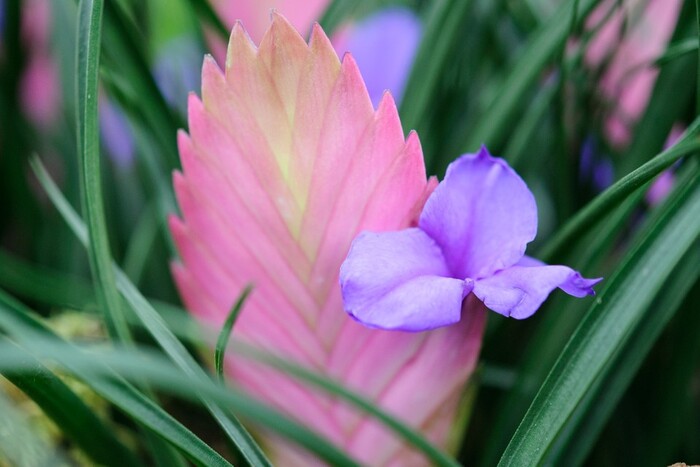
{"left": 586, "top": 0, "right": 683, "bottom": 147}
{"left": 170, "top": 14, "right": 486, "bottom": 465}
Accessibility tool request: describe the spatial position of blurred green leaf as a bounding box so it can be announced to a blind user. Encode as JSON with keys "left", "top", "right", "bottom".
{"left": 0, "top": 291, "right": 232, "bottom": 467}
{"left": 463, "top": 0, "right": 600, "bottom": 152}
{"left": 400, "top": 0, "right": 473, "bottom": 133}
{"left": 0, "top": 381, "right": 59, "bottom": 466}
{"left": 2, "top": 346, "right": 144, "bottom": 467}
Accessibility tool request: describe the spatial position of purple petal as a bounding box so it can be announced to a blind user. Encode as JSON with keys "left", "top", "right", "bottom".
{"left": 340, "top": 228, "right": 471, "bottom": 331}
{"left": 334, "top": 7, "right": 421, "bottom": 107}
{"left": 419, "top": 146, "right": 538, "bottom": 280}
{"left": 472, "top": 264, "right": 602, "bottom": 319}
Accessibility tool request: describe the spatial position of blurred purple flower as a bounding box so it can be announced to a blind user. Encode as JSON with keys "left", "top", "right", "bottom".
{"left": 99, "top": 95, "right": 135, "bottom": 170}
{"left": 340, "top": 147, "right": 601, "bottom": 331}
{"left": 333, "top": 7, "right": 421, "bottom": 107}
{"left": 153, "top": 36, "right": 202, "bottom": 115}
{"left": 579, "top": 136, "right": 614, "bottom": 192}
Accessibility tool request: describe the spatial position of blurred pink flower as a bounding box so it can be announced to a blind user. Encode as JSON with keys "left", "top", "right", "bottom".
{"left": 171, "top": 14, "right": 485, "bottom": 464}
{"left": 207, "top": 0, "right": 329, "bottom": 65}
{"left": 19, "top": 0, "right": 59, "bottom": 128}
{"left": 646, "top": 123, "right": 685, "bottom": 206}
{"left": 586, "top": 0, "right": 682, "bottom": 147}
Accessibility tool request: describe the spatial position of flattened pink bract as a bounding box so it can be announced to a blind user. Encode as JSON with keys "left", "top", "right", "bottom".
{"left": 170, "top": 14, "right": 486, "bottom": 465}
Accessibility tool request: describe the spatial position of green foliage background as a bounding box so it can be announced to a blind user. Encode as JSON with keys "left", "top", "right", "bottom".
{"left": 0, "top": 0, "right": 698, "bottom": 465}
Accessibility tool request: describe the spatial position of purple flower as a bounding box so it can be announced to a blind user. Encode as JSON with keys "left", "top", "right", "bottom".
{"left": 340, "top": 147, "right": 601, "bottom": 331}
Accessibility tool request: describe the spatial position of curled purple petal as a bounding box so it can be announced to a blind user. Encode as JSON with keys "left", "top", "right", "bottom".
{"left": 340, "top": 228, "right": 470, "bottom": 331}
{"left": 472, "top": 264, "right": 602, "bottom": 319}
{"left": 419, "top": 146, "right": 538, "bottom": 279}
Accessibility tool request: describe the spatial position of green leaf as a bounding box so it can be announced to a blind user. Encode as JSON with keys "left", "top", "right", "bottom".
{"left": 695, "top": 0, "right": 700, "bottom": 114}
{"left": 498, "top": 166, "right": 700, "bottom": 466}
{"left": 77, "top": 0, "right": 131, "bottom": 342}
{"left": 318, "top": 0, "right": 363, "bottom": 34}
{"left": 478, "top": 190, "right": 645, "bottom": 467}
{"left": 554, "top": 230, "right": 700, "bottom": 466}
{"left": 215, "top": 285, "right": 252, "bottom": 382}
{"left": 0, "top": 248, "right": 95, "bottom": 309}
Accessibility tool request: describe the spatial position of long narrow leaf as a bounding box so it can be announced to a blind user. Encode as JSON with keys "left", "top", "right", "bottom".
{"left": 498, "top": 168, "right": 700, "bottom": 466}
{"left": 76, "top": 0, "right": 131, "bottom": 341}
{"left": 215, "top": 285, "right": 252, "bottom": 382}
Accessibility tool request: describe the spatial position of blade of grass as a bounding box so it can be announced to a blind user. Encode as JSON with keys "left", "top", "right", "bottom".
{"left": 31, "top": 156, "right": 271, "bottom": 467}
{"left": 497, "top": 167, "right": 700, "bottom": 466}
{"left": 101, "top": 0, "right": 181, "bottom": 168}
{"left": 77, "top": 0, "right": 131, "bottom": 342}
{"left": 538, "top": 126, "right": 700, "bottom": 261}
{"left": 215, "top": 285, "right": 252, "bottom": 382}
{"left": 656, "top": 38, "right": 698, "bottom": 66}
{"left": 640, "top": 277, "right": 700, "bottom": 466}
